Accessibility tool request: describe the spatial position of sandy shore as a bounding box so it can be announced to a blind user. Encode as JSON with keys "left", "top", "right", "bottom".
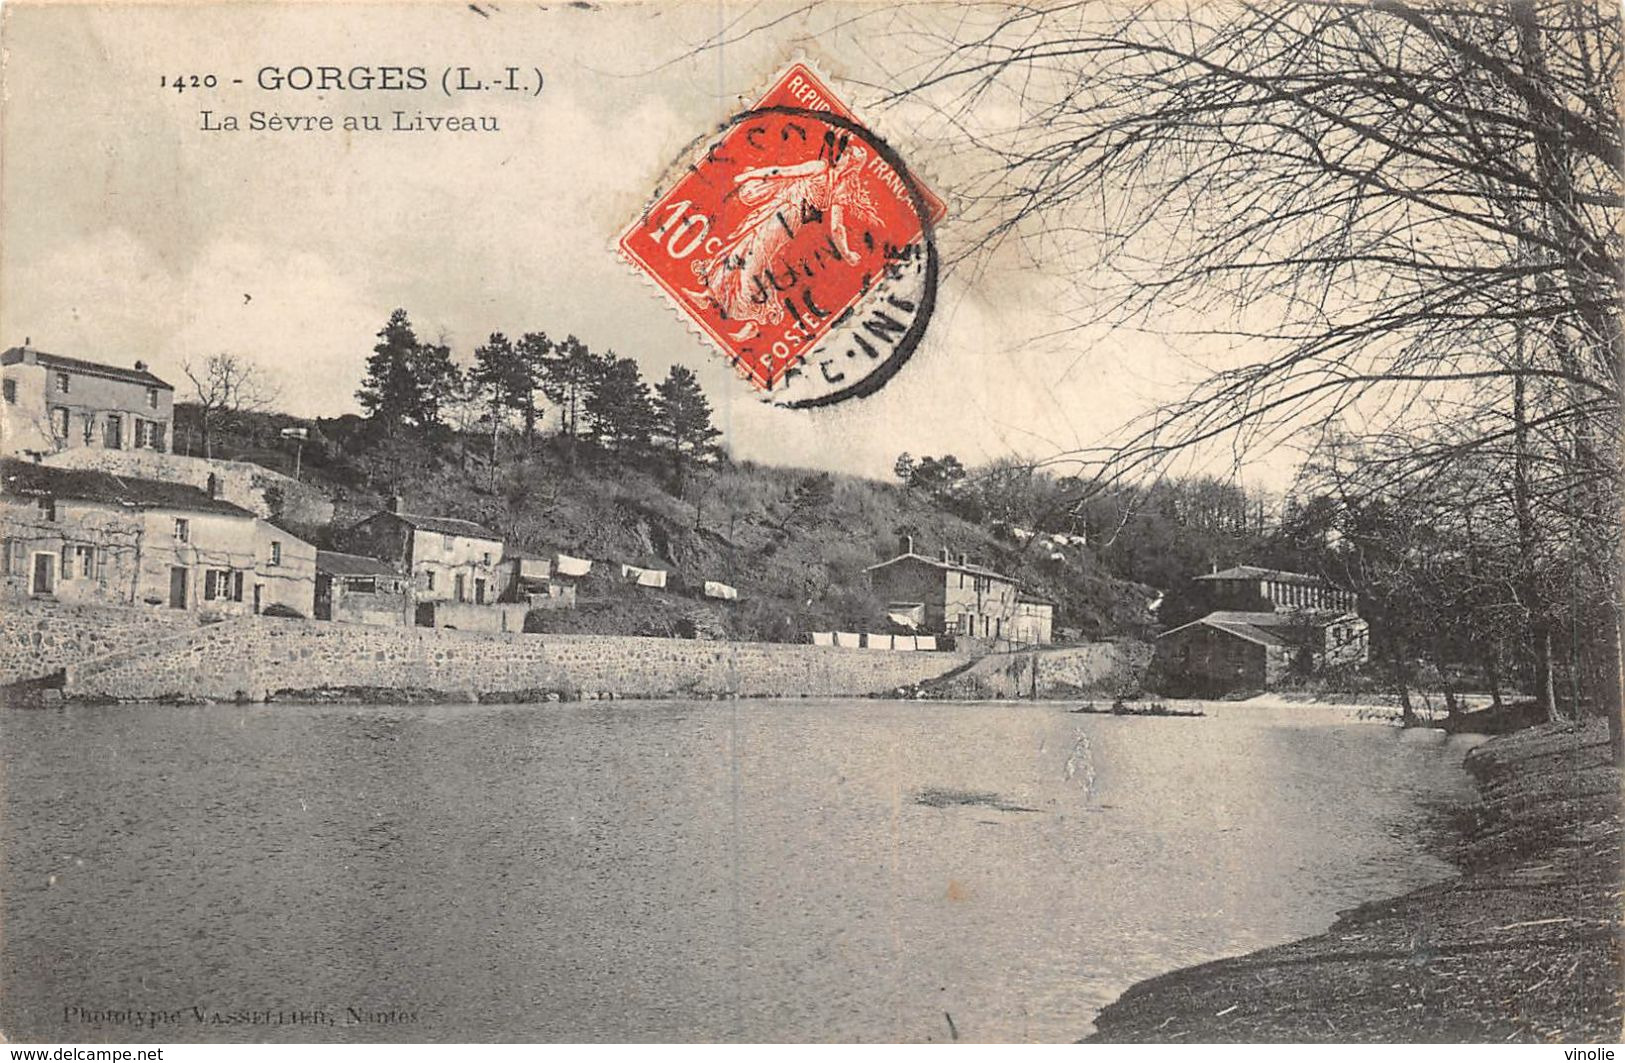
{"left": 1085, "top": 719, "right": 1622, "bottom": 1043}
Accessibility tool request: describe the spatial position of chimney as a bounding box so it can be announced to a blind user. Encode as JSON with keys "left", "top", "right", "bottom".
{"left": 386, "top": 494, "right": 402, "bottom": 514}
{"left": 206, "top": 473, "right": 219, "bottom": 499}
{"left": 959, "top": 552, "right": 969, "bottom": 567}
{"left": 940, "top": 546, "right": 951, "bottom": 563}
{"left": 898, "top": 534, "right": 914, "bottom": 556}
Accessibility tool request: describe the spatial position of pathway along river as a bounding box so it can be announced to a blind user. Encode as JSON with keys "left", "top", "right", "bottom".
{"left": 1, "top": 698, "right": 1484, "bottom": 1043}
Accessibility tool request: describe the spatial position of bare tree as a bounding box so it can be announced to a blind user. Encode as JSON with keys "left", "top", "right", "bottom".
{"left": 854, "top": 0, "right": 1621, "bottom": 750}
{"left": 182, "top": 353, "right": 281, "bottom": 459}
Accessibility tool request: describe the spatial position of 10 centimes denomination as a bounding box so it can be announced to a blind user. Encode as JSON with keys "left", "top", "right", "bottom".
{"left": 618, "top": 63, "right": 947, "bottom": 407}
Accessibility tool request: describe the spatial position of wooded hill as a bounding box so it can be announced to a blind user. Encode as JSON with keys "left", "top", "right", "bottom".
{"left": 171, "top": 400, "right": 1160, "bottom": 643}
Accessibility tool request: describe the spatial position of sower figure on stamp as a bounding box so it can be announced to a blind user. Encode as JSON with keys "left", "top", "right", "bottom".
{"left": 685, "top": 142, "right": 880, "bottom": 341}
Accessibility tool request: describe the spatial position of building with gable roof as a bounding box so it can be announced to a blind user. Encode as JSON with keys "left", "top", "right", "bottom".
{"left": 0, "top": 458, "right": 314, "bottom": 616}
{"left": 865, "top": 535, "right": 1049, "bottom": 644}
{"left": 342, "top": 496, "right": 506, "bottom": 606}
{"left": 1155, "top": 564, "right": 1368, "bottom": 691}
{"left": 2, "top": 346, "right": 174, "bottom": 458}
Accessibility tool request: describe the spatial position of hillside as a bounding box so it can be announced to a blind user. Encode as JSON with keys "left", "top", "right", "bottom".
{"left": 171, "top": 403, "right": 1158, "bottom": 643}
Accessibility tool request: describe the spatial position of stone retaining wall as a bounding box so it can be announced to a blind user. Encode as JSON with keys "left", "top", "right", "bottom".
{"left": 64, "top": 617, "right": 975, "bottom": 701}
{"left": 921, "top": 640, "right": 1152, "bottom": 699}
{"left": 0, "top": 597, "right": 201, "bottom": 684}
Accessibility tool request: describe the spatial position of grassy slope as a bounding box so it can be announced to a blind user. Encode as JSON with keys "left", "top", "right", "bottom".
{"left": 178, "top": 404, "right": 1157, "bottom": 642}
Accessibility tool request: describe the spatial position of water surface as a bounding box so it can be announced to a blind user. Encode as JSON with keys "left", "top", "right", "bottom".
{"left": 2, "top": 698, "right": 1482, "bottom": 1042}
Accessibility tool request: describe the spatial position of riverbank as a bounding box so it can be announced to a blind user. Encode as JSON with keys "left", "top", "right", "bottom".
{"left": 1085, "top": 719, "right": 1622, "bottom": 1042}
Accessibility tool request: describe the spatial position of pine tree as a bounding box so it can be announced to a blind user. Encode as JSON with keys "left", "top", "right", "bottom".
{"left": 540, "top": 335, "right": 607, "bottom": 458}
{"left": 356, "top": 309, "right": 460, "bottom": 433}
{"left": 653, "top": 364, "right": 723, "bottom": 490}
{"left": 356, "top": 309, "right": 423, "bottom": 427}
{"left": 471, "top": 332, "right": 521, "bottom": 458}
{"left": 585, "top": 355, "right": 657, "bottom": 456}
{"left": 513, "top": 332, "right": 550, "bottom": 446}
{"left": 408, "top": 338, "right": 460, "bottom": 431}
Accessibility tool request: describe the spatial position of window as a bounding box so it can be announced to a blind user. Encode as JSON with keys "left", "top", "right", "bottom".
{"left": 454, "top": 574, "right": 466, "bottom": 602}
{"left": 82, "top": 415, "right": 96, "bottom": 445}
{"left": 55, "top": 371, "right": 70, "bottom": 393}
{"left": 958, "top": 572, "right": 964, "bottom": 589}
{"left": 63, "top": 543, "right": 98, "bottom": 582}
{"left": 475, "top": 578, "right": 486, "bottom": 605}
{"left": 104, "top": 414, "right": 123, "bottom": 449}
{"left": 426, "top": 571, "right": 436, "bottom": 592}
{"left": 147, "top": 387, "right": 159, "bottom": 409}
{"left": 2, "top": 539, "right": 22, "bottom": 576}
{"left": 50, "top": 406, "right": 69, "bottom": 438}
{"left": 173, "top": 518, "right": 189, "bottom": 542}
{"left": 482, "top": 552, "right": 491, "bottom": 565}
{"left": 37, "top": 497, "right": 57, "bottom": 522}
{"left": 204, "top": 568, "right": 235, "bottom": 602}
{"left": 442, "top": 533, "right": 455, "bottom": 552}
{"left": 349, "top": 577, "right": 377, "bottom": 594}
{"left": 269, "top": 540, "right": 282, "bottom": 567}
{"left": 134, "top": 419, "right": 164, "bottom": 450}
{"left": 2, "top": 379, "right": 14, "bottom": 404}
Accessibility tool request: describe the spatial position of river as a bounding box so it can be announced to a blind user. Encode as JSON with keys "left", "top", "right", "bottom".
{"left": 1, "top": 698, "right": 1483, "bottom": 1043}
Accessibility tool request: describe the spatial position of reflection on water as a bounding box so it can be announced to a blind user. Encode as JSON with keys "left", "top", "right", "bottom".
{"left": 1, "top": 698, "right": 1482, "bottom": 1042}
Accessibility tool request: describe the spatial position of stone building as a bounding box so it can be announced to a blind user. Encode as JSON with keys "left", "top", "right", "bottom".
{"left": 2, "top": 346, "right": 174, "bottom": 459}
{"left": 499, "top": 553, "right": 576, "bottom": 610}
{"left": 343, "top": 498, "right": 506, "bottom": 606}
{"left": 1010, "top": 597, "right": 1056, "bottom": 646}
{"left": 865, "top": 536, "right": 1043, "bottom": 644}
{"left": 1192, "top": 564, "right": 1357, "bottom": 613}
{"left": 314, "top": 550, "right": 411, "bottom": 626}
{"left": 1154, "top": 564, "right": 1368, "bottom": 692}
{"left": 0, "top": 459, "right": 314, "bottom": 617}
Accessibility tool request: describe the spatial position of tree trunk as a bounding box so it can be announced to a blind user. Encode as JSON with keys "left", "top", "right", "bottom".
{"left": 1609, "top": 614, "right": 1625, "bottom": 762}
{"left": 1534, "top": 624, "right": 1558, "bottom": 721}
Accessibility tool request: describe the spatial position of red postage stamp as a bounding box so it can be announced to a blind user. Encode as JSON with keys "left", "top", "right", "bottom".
{"left": 619, "top": 63, "right": 945, "bottom": 402}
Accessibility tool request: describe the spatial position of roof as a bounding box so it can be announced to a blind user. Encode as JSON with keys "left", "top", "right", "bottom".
{"left": 316, "top": 550, "right": 401, "bottom": 577}
{"left": 1159, "top": 609, "right": 1358, "bottom": 648}
{"left": 1195, "top": 565, "right": 1331, "bottom": 586}
{"left": 1, "top": 459, "right": 253, "bottom": 517}
{"left": 1, "top": 347, "right": 174, "bottom": 390}
{"left": 379, "top": 510, "right": 502, "bottom": 542}
{"left": 864, "top": 551, "right": 1013, "bottom": 582}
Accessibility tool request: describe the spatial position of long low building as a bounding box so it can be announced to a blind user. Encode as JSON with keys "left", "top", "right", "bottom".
{"left": 1155, "top": 564, "right": 1369, "bottom": 691}
{"left": 1, "top": 458, "right": 315, "bottom": 617}
{"left": 314, "top": 550, "right": 411, "bottom": 626}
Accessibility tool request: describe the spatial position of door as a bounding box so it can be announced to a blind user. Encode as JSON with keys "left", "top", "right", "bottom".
{"left": 168, "top": 566, "right": 188, "bottom": 609}
{"left": 475, "top": 578, "right": 486, "bottom": 605}
{"left": 253, "top": 584, "right": 264, "bottom": 615}
{"left": 29, "top": 552, "right": 55, "bottom": 596}
{"left": 454, "top": 574, "right": 466, "bottom": 603}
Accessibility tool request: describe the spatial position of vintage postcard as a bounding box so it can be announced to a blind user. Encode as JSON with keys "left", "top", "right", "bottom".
{"left": 0, "top": 0, "right": 1619, "bottom": 1048}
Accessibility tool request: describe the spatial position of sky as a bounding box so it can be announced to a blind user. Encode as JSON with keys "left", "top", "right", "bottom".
{"left": 0, "top": 0, "right": 1280, "bottom": 485}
